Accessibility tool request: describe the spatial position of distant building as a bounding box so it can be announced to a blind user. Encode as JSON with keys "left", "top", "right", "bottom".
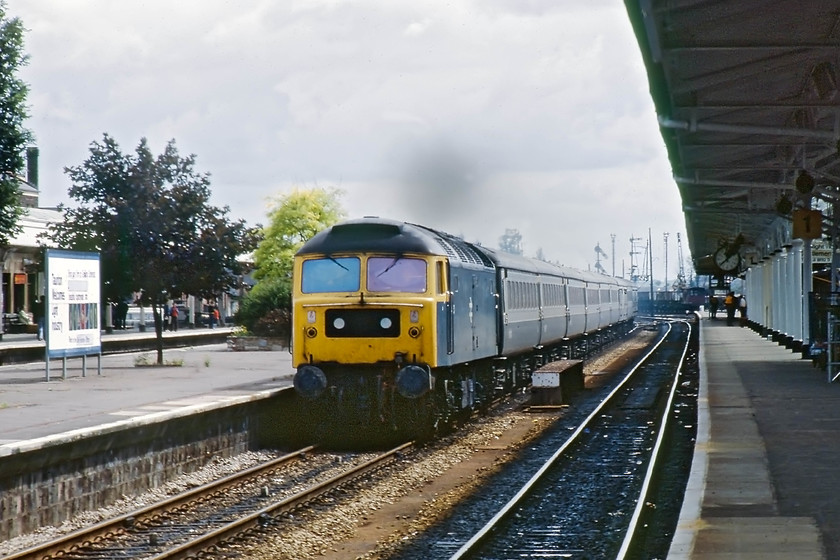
{"left": 1, "top": 147, "right": 62, "bottom": 316}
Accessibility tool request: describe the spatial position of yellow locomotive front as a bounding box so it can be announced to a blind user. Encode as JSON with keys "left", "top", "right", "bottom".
{"left": 293, "top": 253, "right": 441, "bottom": 367}
{"left": 291, "top": 244, "right": 451, "bottom": 428}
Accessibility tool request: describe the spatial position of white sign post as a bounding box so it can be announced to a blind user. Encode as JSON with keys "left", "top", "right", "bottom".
{"left": 44, "top": 249, "right": 102, "bottom": 381}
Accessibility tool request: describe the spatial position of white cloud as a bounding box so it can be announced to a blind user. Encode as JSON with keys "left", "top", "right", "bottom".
{"left": 12, "top": 0, "right": 688, "bottom": 278}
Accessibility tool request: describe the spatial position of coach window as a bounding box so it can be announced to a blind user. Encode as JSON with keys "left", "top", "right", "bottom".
{"left": 367, "top": 257, "right": 427, "bottom": 293}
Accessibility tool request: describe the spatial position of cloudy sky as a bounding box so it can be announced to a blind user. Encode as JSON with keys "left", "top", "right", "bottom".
{"left": 11, "top": 1, "right": 688, "bottom": 283}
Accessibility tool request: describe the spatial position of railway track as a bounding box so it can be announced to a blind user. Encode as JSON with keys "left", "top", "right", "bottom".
{"left": 388, "top": 319, "right": 695, "bottom": 559}
{"left": 6, "top": 443, "right": 412, "bottom": 560}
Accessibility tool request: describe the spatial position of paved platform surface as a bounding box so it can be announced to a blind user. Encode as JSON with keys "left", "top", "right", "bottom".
{"left": 0, "top": 329, "right": 294, "bottom": 450}
{"left": 670, "top": 318, "right": 836, "bottom": 559}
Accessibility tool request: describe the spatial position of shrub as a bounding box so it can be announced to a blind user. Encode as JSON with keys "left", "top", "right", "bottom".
{"left": 252, "top": 308, "right": 292, "bottom": 340}
{"left": 236, "top": 277, "right": 292, "bottom": 334}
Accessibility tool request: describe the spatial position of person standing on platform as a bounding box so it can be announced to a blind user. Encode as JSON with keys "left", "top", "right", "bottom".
{"left": 117, "top": 300, "right": 129, "bottom": 329}
{"left": 724, "top": 291, "right": 736, "bottom": 325}
{"left": 163, "top": 302, "right": 171, "bottom": 331}
{"left": 170, "top": 305, "right": 179, "bottom": 331}
{"left": 33, "top": 297, "right": 44, "bottom": 340}
{"left": 739, "top": 294, "right": 748, "bottom": 327}
{"left": 709, "top": 295, "right": 719, "bottom": 319}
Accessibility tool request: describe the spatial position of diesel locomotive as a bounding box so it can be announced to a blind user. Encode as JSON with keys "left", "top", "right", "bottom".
{"left": 291, "top": 217, "right": 638, "bottom": 439}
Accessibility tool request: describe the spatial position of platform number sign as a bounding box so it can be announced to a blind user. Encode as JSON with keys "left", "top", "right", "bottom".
{"left": 793, "top": 209, "right": 822, "bottom": 240}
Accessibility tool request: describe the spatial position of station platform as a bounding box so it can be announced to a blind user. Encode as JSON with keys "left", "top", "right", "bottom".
{"left": 0, "top": 328, "right": 295, "bottom": 453}
{"left": 670, "top": 318, "right": 838, "bottom": 559}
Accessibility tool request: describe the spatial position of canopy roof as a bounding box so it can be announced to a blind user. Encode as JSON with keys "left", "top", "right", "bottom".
{"left": 625, "top": 1, "right": 840, "bottom": 274}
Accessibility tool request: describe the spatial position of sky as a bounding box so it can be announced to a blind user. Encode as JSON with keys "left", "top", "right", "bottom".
{"left": 11, "top": 0, "right": 689, "bottom": 284}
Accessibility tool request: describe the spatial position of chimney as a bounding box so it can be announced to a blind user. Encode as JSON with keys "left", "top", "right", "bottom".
{"left": 26, "top": 146, "right": 38, "bottom": 187}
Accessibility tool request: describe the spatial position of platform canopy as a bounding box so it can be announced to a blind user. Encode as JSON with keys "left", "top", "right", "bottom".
{"left": 625, "top": 1, "right": 840, "bottom": 275}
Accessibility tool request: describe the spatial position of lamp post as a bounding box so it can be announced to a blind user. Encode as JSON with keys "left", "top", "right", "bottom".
{"left": 664, "top": 232, "right": 669, "bottom": 296}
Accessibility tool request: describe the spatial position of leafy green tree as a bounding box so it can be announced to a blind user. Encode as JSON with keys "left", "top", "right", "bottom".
{"left": 0, "top": 3, "right": 33, "bottom": 320}
{"left": 238, "top": 188, "right": 344, "bottom": 337}
{"left": 253, "top": 187, "right": 345, "bottom": 281}
{"left": 47, "top": 134, "right": 260, "bottom": 363}
{"left": 0, "top": 2, "right": 30, "bottom": 246}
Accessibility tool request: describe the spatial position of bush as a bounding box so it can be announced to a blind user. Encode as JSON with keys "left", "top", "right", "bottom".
{"left": 252, "top": 308, "right": 292, "bottom": 340}
{"left": 235, "top": 277, "right": 292, "bottom": 334}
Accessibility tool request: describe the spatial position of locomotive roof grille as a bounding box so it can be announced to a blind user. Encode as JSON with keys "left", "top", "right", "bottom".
{"left": 422, "top": 228, "right": 493, "bottom": 267}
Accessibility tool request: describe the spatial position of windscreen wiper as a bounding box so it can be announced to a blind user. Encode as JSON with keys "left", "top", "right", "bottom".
{"left": 376, "top": 255, "right": 403, "bottom": 277}
{"left": 327, "top": 255, "right": 349, "bottom": 271}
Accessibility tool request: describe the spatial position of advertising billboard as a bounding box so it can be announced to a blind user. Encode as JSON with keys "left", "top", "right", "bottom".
{"left": 45, "top": 249, "right": 101, "bottom": 358}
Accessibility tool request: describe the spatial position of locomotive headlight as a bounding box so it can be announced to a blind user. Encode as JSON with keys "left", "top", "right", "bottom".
{"left": 305, "top": 327, "right": 318, "bottom": 338}
{"left": 333, "top": 317, "right": 345, "bottom": 329}
{"left": 409, "top": 310, "right": 419, "bottom": 323}
{"left": 306, "top": 310, "right": 316, "bottom": 324}
{"left": 380, "top": 317, "right": 392, "bottom": 329}
{"left": 408, "top": 326, "right": 421, "bottom": 338}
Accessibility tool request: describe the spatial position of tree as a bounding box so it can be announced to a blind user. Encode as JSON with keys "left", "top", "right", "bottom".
{"left": 237, "top": 188, "right": 344, "bottom": 336}
{"left": 499, "top": 228, "right": 523, "bottom": 255}
{"left": 47, "top": 134, "right": 259, "bottom": 363}
{"left": 0, "top": 3, "right": 33, "bottom": 323}
{"left": 253, "top": 187, "right": 345, "bottom": 281}
{"left": 0, "top": 2, "right": 30, "bottom": 246}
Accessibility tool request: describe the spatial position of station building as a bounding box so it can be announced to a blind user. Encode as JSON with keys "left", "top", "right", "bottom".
{"left": 1, "top": 147, "right": 59, "bottom": 322}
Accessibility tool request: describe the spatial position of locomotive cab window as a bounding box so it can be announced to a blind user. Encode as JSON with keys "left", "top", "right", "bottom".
{"left": 367, "top": 257, "right": 427, "bottom": 293}
{"left": 301, "top": 257, "right": 361, "bottom": 293}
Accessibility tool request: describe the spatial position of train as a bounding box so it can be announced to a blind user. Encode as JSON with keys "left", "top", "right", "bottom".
{"left": 291, "top": 217, "right": 638, "bottom": 440}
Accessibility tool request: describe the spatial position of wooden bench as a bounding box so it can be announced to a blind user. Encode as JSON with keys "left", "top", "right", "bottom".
{"left": 3, "top": 313, "right": 38, "bottom": 334}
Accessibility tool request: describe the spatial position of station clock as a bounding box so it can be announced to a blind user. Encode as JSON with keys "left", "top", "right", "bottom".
{"left": 713, "top": 246, "right": 741, "bottom": 272}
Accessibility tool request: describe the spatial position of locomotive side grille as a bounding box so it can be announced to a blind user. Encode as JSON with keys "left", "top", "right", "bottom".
{"left": 325, "top": 308, "right": 401, "bottom": 337}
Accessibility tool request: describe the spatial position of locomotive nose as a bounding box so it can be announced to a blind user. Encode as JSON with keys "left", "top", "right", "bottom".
{"left": 294, "top": 365, "right": 327, "bottom": 398}
{"left": 395, "top": 365, "right": 432, "bottom": 399}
